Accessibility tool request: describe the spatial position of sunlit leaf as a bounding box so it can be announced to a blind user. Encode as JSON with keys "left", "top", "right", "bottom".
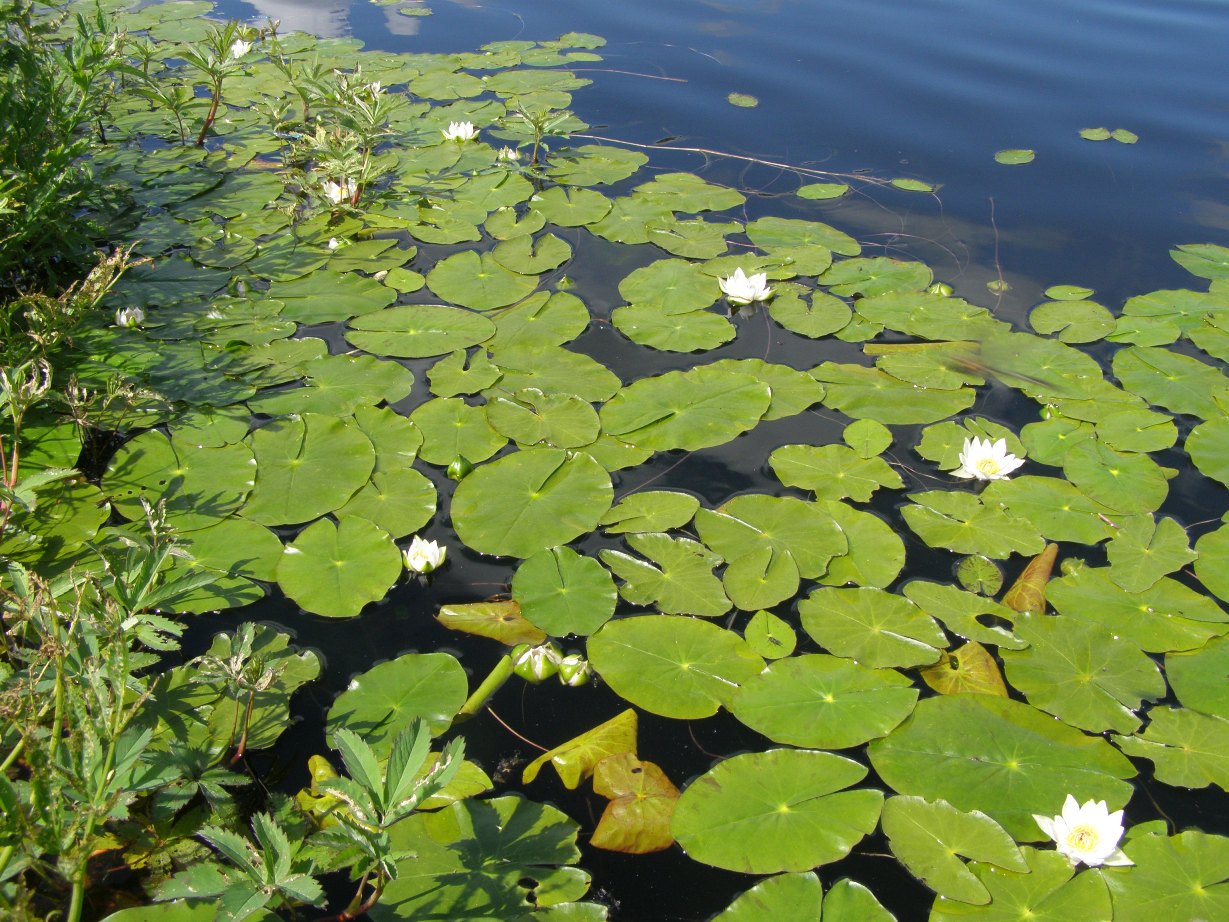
{"left": 522, "top": 709, "right": 637, "bottom": 788}
{"left": 590, "top": 753, "right": 679, "bottom": 854}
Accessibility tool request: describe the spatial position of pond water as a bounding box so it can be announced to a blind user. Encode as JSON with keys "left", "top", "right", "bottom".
{"left": 159, "top": 0, "right": 1229, "bottom": 918}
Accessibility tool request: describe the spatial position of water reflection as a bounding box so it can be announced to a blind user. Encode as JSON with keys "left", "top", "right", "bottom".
{"left": 239, "top": 0, "right": 433, "bottom": 39}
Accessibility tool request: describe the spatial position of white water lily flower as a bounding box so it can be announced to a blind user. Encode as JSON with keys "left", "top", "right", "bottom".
{"left": 327, "top": 237, "right": 340, "bottom": 250}
{"left": 954, "top": 436, "right": 1024, "bottom": 481}
{"left": 228, "top": 38, "right": 252, "bottom": 59}
{"left": 115, "top": 306, "right": 144, "bottom": 328}
{"left": 719, "top": 267, "right": 773, "bottom": 305}
{"left": 403, "top": 536, "right": 446, "bottom": 575}
{"left": 1033, "top": 795, "right": 1133, "bottom": 867}
{"left": 321, "top": 177, "right": 356, "bottom": 206}
{"left": 442, "top": 121, "right": 478, "bottom": 141}
{"left": 497, "top": 146, "right": 519, "bottom": 161}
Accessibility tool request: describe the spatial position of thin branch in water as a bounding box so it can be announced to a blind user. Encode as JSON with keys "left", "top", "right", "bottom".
{"left": 486, "top": 706, "right": 549, "bottom": 752}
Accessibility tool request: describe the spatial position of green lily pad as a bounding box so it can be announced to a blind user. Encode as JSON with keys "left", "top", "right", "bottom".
{"left": 1102, "top": 830, "right": 1229, "bottom": 922}
{"left": 813, "top": 363, "right": 975, "bottom": 424}
{"left": 901, "top": 581, "right": 1023, "bottom": 649}
{"left": 600, "top": 365, "right": 771, "bottom": 451}
{"left": 820, "top": 501, "right": 907, "bottom": 589}
{"left": 427, "top": 250, "right": 539, "bottom": 310}
{"left": 176, "top": 516, "right": 284, "bottom": 582}
{"left": 731, "top": 654, "right": 917, "bottom": 749}
{"left": 956, "top": 555, "right": 1003, "bottom": 596}
{"left": 246, "top": 354, "right": 414, "bottom": 417}
{"left": 882, "top": 796, "right": 1028, "bottom": 905}
{"left": 769, "top": 289, "right": 852, "bottom": 338}
{"left": 930, "top": 846, "right": 1113, "bottom": 922}
{"left": 436, "top": 600, "right": 547, "bottom": 647}
{"left": 671, "top": 748, "right": 883, "bottom": 873}
{"left": 335, "top": 468, "right": 436, "bottom": 538}
{"left": 726, "top": 92, "right": 758, "bottom": 108}
{"left": 353, "top": 405, "right": 423, "bottom": 472}
{"left": 346, "top": 304, "right": 496, "bottom": 358}
{"left": 770, "top": 443, "right": 903, "bottom": 502}
{"left": 452, "top": 448, "right": 612, "bottom": 558}
{"left": 598, "top": 491, "right": 700, "bottom": 535}
{"left": 486, "top": 389, "right": 601, "bottom": 448}
{"left": 375, "top": 796, "right": 599, "bottom": 921}
{"left": 512, "top": 546, "right": 617, "bottom": 636}
{"left": 798, "top": 182, "right": 850, "bottom": 200}
{"left": 1113, "top": 345, "right": 1229, "bottom": 419}
{"left": 326, "top": 652, "right": 468, "bottom": 752}
{"left": 743, "top": 609, "right": 797, "bottom": 660}
{"left": 104, "top": 431, "right": 254, "bottom": 532}
{"left": 599, "top": 532, "right": 730, "bottom": 617}
{"left": 902, "top": 490, "right": 1046, "bottom": 558}
{"left": 410, "top": 397, "right": 508, "bottom": 466}
{"left": 706, "top": 360, "right": 826, "bottom": 421}
{"left": 890, "top": 178, "right": 938, "bottom": 193}
{"left": 799, "top": 586, "right": 946, "bottom": 669}
{"left": 994, "top": 149, "right": 1035, "bottom": 165}
{"left": 492, "top": 233, "right": 572, "bottom": 274}
{"left": 587, "top": 615, "right": 763, "bottom": 718}
{"left": 1000, "top": 611, "right": 1165, "bottom": 733}
{"left": 611, "top": 303, "right": 736, "bottom": 352}
{"left": 1166, "top": 634, "right": 1229, "bottom": 718}
{"left": 1171, "top": 243, "right": 1229, "bottom": 280}
{"left": 1094, "top": 406, "right": 1177, "bottom": 454}
{"left": 1187, "top": 416, "right": 1229, "bottom": 485}
{"left": 1105, "top": 515, "right": 1196, "bottom": 592}
{"left": 868, "top": 694, "right": 1136, "bottom": 839}
{"left": 428, "top": 348, "right": 504, "bottom": 397}
{"left": 1048, "top": 564, "right": 1229, "bottom": 653}
{"left": 241, "top": 414, "right": 375, "bottom": 526}
{"left": 530, "top": 186, "right": 612, "bottom": 227}
{"left": 277, "top": 515, "right": 401, "bottom": 618}
{"left": 547, "top": 144, "right": 648, "bottom": 186}
{"left": 1030, "top": 299, "right": 1114, "bottom": 343}
{"left": 1114, "top": 707, "right": 1229, "bottom": 789}
{"left": 486, "top": 345, "right": 620, "bottom": 402}
{"left": 711, "top": 872, "right": 822, "bottom": 921}
{"left": 981, "top": 476, "right": 1117, "bottom": 545}
{"left": 746, "top": 216, "right": 860, "bottom": 258}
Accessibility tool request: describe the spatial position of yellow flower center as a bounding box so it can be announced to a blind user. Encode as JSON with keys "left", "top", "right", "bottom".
{"left": 1066, "top": 825, "right": 1099, "bottom": 853}
{"left": 975, "top": 458, "right": 1002, "bottom": 477}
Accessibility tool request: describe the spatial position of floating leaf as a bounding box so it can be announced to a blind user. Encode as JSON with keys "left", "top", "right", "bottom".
{"left": 731, "top": 654, "right": 917, "bottom": 749}
{"left": 336, "top": 468, "right": 436, "bottom": 539}
{"left": 671, "top": 748, "right": 883, "bottom": 873}
{"left": 598, "top": 491, "right": 699, "bottom": 535}
{"left": 820, "top": 502, "right": 907, "bottom": 589}
{"left": 1105, "top": 515, "right": 1196, "bottom": 592}
{"left": 798, "top": 587, "right": 946, "bottom": 669}
{"left": 902, "top": 490, "right": 1045, "bottom": 558}
{"left": 452, "top": 448, "right": 612, "bottom": 558}
{"left": 930, "top": 846, "right": 1113, "bottom": 922}
{"left": 435, "top": 600, "right": 547, "bottom": 646}
{"left": 1002, "top": 543, "right": 1058, "bottom": 613}
{"left": 1114, "top": 707, "right": 1229, "bottom": 789}
{"left": 890, "top": 178, "right": 938, "bottom": 193}
{"left": 726, "top": 92, "right": 758, "bottom": 108}
{"left": 277, "top": 516, "right": 401, "bottom": 618}
{"left": 1080, "top": 127, "right": 1112, "bottom": 141}
{"left": 522, "top": 709, "right": 637, "bottom": 788}
{"left": 868, "top": 694, "right": 1136, "bottom": 839}
{"left": 1187, "top": 416, "right": 1229, "bottom": 485}
{"left": 426, "top": 250, "right": 538, "bottom": 310}
{"left": 346, "top": 304, "right": 495, "bottom": 358}
{"left": 1111, "top": 128, "right": 1139, "bottom": 144}
{"left": 600, "top": 365, "right": 771, "bottom": 451}
{"left": 956, "top": 555, "right": 1003, "bottom": 596}
{"left": 743, "top": 609, "right": 797, "bottom": 660}
{"left": 590, "top": 753, "right": 679, "bottom": 854}
{"left": 486, "top": 389, "right": 601, "bottom": 448}
{"left": 1045, "top": 285, "right": 1095, "bottom": 300}
{"left": 512, "top": 546, "right": 617, "bottom": 636}
{"left": 769, "top": 289, "right": 852, "bottom": 338}
{"left": 769, "top": 443, "right": 902, "bottom": 502}
{"left": 326, "top": 652, "right": 468, "bottom": 752}
{"left": 410, "top": 397, "right": 507, "bottom": 466}
{"left": 1030, "top": 299, "right": 1114, "bottom": 343}
{"left": 994, "top": 149, "right": 1035, "bottom": 165}
{"left": 882, "top": 796, "right": 1027, "bottom": 905}
{"left": 1001, "top": 612, "right": 1165, "bottom": 733}
{"left": 1171, "top": 243, "right": 1229, "bottom": 280}
{"left": 587, "top": 615, "right": 763, "bottom": 719}
{"left": 600, "top": 532, "right": 730, "bottom": 617}
{"left": 376, "top": 796, "right": 599, "bottom": 920}
{"left": 1102, "top": 830, "right": 1229, "bottom": 922}
{"left": 902, "top": 581, "right": 1023, "bottom": 649}
{"left": 711, "top": 872, "right": 823, "bottom": 921}
{"left": 919, "top": 642, "right": 1008, "bottom": 697}
{"left": 241, "top": 415, "right": 375, "bottom": 527}
{"left": 1166, "top": 634, "right": 1229, "bottom": 718}
{"left": 798, "top": 183, "right": 850, "bottom": 200}
{"left": 813, "top": 363, "right": 975, "bottom": 424}
{"left": 1113, "top": 345, "right": 1229, "bottom": 419}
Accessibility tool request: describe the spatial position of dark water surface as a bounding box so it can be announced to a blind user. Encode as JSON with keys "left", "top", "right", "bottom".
{"left": 210, "top": 1, "right": 1229, "bottom": 919}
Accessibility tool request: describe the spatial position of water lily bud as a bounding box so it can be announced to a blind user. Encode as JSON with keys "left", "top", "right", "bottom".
{"left": 228, "top": 38, "right": 252, "bottom": 60}
{"left": 927, "top": 282, "right": 954, "bottom": 297}
{"left": 557, "top": 653, "right": 591, "bottom": 687}
{"left": 403, "top": 535, "right": 446, "bottom": 575}
{"left": 115, "top": 306, "right": 144, "bottom": 328}
{"left": 511, "top": 642, "right": 562, "bottom": 683}
{"left": 447, "top": 456, "right": 474, "bottom": 481}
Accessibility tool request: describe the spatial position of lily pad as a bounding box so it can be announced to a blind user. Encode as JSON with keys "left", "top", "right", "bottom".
{"left": 277, "top": 516, "right": 402, "bottom": 618}
{"left": 326, "top": 652, "right": 468, "bottom": 752}
{"left": 799, "top": 587, "right": 946, "bottom": 669}
{"left": 346, "top": 304, "right": 496, "bottom": 358}
{"left": 587, "top": 615, "right": 763, "bottom": 719}
{"left": 427, "top": 250, "right": 539, "bottom": 310}
{"left": 868, "top": 694, "right": 1137, "bottom": 839}
{"left": 599, "top": 532, "right": 730, "bottom": 617}
{"left": 598, "top": 491, "right": 699, "bottom": 535}
{"left": 671, "top": 748, "right": 883, "bottom": 873}
{"left": 1102, "top": 830, "right": 1229, "bottom": 922}
{"left": 590, "top": 753, "right": 680, "bottom": 854}
{"left": 512, "top": 546, "right": 617, "bottom": 636}
{"left": 452, "top": 448, "right": 612, "bottom": 558}
{"left": 730, "top": 654, "right": 918, "bottom": 749}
